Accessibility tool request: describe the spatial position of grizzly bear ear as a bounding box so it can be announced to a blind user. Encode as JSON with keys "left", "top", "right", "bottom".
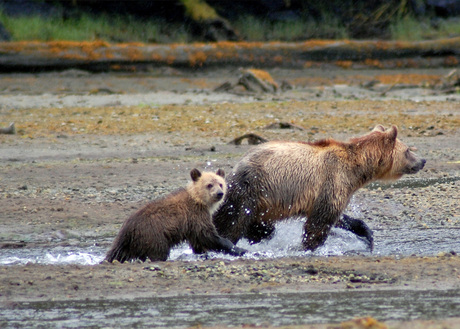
{"left": 372, "top": 125, "right": 386, "bottom": 132}
{"left": 386, "top": 125, "right": 398, "bottom": 140}
{"left": 190, "top": 168, "right": 202, "bottom": 182}
{"left": 216, "top": 168, "right": 225, "bottom": 178}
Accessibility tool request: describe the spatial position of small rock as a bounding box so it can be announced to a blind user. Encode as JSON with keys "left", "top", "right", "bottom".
{"left": 228, "top": 133, "right": 268, "bottom": 145}
{"left": 0, "top": 122, "right": 16, "bottom": 135}
{"left": 238, "top": 68, "right": 278, "bottom": 93}
{"left": 304, "top": 265, "right": 319, "bottom": 275}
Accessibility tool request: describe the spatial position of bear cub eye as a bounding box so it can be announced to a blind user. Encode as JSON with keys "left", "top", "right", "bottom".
{"left": 207, "top": 184, "right": 214, "bottom": 189}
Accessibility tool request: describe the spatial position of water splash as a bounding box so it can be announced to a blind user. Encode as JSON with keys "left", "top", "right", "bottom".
{"left": 169, "top": 219, "right": 370, "bottom": 262}
{"left": 0, "top": 245, "right": 105, "bottom": 266}
{"left": 1, "top": 218, "right": 459, "bottom": 265}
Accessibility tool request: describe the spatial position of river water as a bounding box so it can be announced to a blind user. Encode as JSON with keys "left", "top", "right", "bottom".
{"left": 2, "top": 289, "right": 460, "bottom": 328}
{"left": 1, "top": 220, "right": 459, "bottom": 266}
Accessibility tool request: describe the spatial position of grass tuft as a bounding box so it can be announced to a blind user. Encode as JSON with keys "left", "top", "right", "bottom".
{"left": 234, "top": 15, "right": 349, "bottom": 41}
{"left": 0, "top": 10, "right": 192, "bottom": 43}
{"left": 0, "top": 9, "right": 458, "bottom": 43}
{"left": 390, "top": 16, "right": 460, "bottom": 41}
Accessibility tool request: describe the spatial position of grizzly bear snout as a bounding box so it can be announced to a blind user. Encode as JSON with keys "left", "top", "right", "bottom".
{"left": 405, "top": 158, "right": 426, "bottom": 174}
{"left": 399, "top": 146, "right": 426, "bottom": 176}
{"left": 420, "top": 158, "right": 426, "bottom": 168}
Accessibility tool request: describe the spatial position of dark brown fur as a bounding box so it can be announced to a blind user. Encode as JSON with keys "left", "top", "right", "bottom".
{"left": 213, "top": 125, "right": 426, "bottom": 251}
{"left": 106, "top": 169, "right": 246, "bottom": 263}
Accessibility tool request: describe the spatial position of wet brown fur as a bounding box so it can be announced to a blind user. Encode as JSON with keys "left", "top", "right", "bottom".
{"left": 213, "top": 125, "right": 426, "bottom": 251}
{"left": 106, "top": 169, "right": 245, "bottom": 263}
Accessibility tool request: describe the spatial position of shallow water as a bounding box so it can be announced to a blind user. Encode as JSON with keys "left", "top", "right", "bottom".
{"left": 2, "top": 173, "right": 458, "bottom": 266}
{"left": 2, "top": 289, "right": 459, "bottom": 328}
{"left": 1, "top": 219, "right": 459, "bottom": 266}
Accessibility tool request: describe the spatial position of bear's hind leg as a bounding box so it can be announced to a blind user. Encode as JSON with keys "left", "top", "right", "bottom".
{"left": 335, "top": 214, "right": 374, "bottom": 251}
{"left": 213, "top": 192, "right": 248, "bottom": 244}
{"left": 244, "top": 221, "right": 275, "bottom": 244}
{"left": 147, "top": 247, "right": 170, "bottom": 262}
{"left": 302, "top": 219, "right": 333, "bottom": 251}
{"left": 213, "top": 171, "right": 262, "bottom": 244}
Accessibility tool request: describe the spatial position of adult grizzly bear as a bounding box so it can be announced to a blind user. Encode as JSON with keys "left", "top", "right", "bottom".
{"left": 106, "top": 168, "right": 246, "bottom": 263}
{"left": 213, "top": 125, "right": 426, "bottom": 251}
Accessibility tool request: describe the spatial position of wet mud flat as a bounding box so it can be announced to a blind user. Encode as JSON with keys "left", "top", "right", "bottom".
{"left": 1, "top": 255, "right": 460, "bottom": 328}
{"left": 4, "top": 291, "right": 459, "bottom": 329}
{"left": 0, "top": 66, "right": 459, "bottom": 328}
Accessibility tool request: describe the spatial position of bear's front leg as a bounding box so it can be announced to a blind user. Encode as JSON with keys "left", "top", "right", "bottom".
{"left": 190, "top": 227, "right": 247, "bottom": 256}
{"left": 214, "top": 236, "right": 247, "bottom": 256}
{"left": 244, "top": 221, "right": 275, "bottom": 244}
{"left": 336, "top": 214, "right": 374, "bottom": 251}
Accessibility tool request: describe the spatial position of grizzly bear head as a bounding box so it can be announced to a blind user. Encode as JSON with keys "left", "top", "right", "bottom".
{"left": 189, "top": 168, "right": 227, "bottom": 213}
{"left": 369, "top": 125, "right": 426, "bottom": 180}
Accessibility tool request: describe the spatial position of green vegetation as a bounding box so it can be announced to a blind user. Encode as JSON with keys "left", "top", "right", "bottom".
{"left": 0, "top": 11, "right": 192, "bottom": 43}
{"left": 0, "top": 9, "right": 459, "bottom": 43}
{"left": 390, "top": 16, "right": 460, "bottom": 41}
{"left": 234, "top": 15, "right": 349, "bottom": 41}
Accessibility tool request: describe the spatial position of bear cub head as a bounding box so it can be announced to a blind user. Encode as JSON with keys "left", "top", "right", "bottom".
{"left": 188, "top": 168, "right": 227, "bottom": 214}
{"left": 369, "top": 125, "right": 426, "bottom": 180}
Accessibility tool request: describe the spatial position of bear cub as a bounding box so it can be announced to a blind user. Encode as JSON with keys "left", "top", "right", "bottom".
{"left": 106, "top": 168, "right": 246, "bottom": 263}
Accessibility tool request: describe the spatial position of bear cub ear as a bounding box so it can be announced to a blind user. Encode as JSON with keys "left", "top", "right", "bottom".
{"left": 190, "top": 168, "right": 202, "bottom": 182}
{"left": 216, "top": 169, "right": 225, "bottom": 178}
